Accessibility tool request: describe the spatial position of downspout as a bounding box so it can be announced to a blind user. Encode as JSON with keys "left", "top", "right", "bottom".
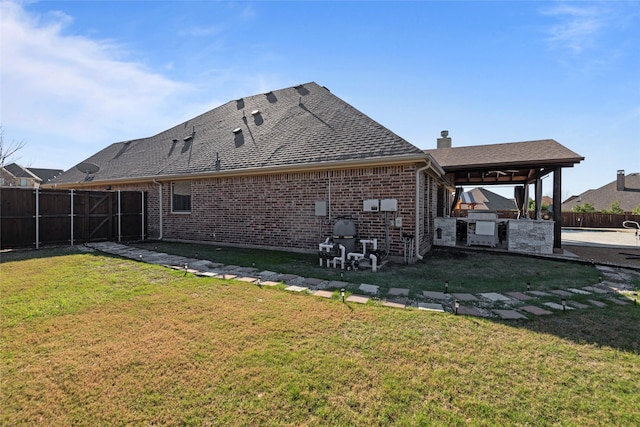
{"left": 415, "top": 160, "right": 432, "bottom": 261}
{"left": 153, "top": 179, "right": 163, "bottom": 240}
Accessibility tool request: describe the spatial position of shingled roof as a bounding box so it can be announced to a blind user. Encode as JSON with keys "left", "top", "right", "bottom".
{"left": 52, "top": 82, "right": 426, "bottom": 184}
{"left": 561, "top": 172, "right": 640, "bottom": 212}
{"left": 424, "top": 139, "right": 584, "bottom": 186}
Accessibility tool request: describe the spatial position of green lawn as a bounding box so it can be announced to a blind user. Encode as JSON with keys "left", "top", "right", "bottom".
{"left": 131, "top": 241, "right": 604, "bottom": 297}
{"left": 1, "top": 248, "right": 639, "bottom": 426}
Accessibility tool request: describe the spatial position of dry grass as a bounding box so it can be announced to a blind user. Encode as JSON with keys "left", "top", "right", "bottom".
{"left": 2, "top": 250, "right": 639, "bottom": 426}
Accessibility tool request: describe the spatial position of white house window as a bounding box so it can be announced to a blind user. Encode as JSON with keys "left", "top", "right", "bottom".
{"left": 171, "top": 181, "right": 191, "bottom": 213}
{"left": 20, "top": 178, "right": 28, "bottom": 187}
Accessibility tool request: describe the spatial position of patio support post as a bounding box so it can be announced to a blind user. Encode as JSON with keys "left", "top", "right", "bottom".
{"left": 553, "top": 167, "right": 562, "bottom": 250}
{"left": 535, "top": 178, "right": 542, "bottom": 220}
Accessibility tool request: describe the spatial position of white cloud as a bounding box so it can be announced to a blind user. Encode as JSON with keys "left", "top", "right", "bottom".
{"left": 540, "top": 2, "right": 606, "bottom": 53}
{"left": 0, "top": 0, "right": 200, "bottom": 167}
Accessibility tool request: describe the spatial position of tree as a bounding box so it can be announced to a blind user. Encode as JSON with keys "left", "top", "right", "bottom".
{"left": 572, "top": 203, "right": 595, "bottom": 213}
{"left": 0, "top": 127, "right": 26, "bottom": 167}
{"left": 602, "top": 201, "right": 624, "bottom": 214}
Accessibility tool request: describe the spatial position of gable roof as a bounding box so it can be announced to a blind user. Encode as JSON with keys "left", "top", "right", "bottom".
{"left": 424, "top": 139, "right": 584, "bottom": 186}
{"left": 52, "top": 82, "right": 427, "bottom": 185}
{"left": 4, "top": 163, "right": 40, "bottom": 180}
{"left": 561, "top": 172, "right": 640, "bottom": 212}
{"left": 459, "top": 187, "right": 516, "bottom": 211}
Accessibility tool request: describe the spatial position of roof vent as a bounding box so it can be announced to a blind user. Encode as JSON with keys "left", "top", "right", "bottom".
{"left": 232, "top": 128, "right": 242, "bottom": 134}
{"left": 251, "top": 110, "right": 260, "bottom": 116}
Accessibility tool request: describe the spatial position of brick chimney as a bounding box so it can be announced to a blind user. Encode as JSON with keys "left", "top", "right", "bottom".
{"left": 617, "top": 170, "right": 625, "bottom": 191}
{"left": 437, "top": 130, "right": 452, "bottom": 148}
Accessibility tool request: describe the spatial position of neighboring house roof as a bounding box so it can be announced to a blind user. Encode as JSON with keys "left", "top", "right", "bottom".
{"left": 561, "top": 172, "right": 640, "bottom": 212}
{"left": 459, "top": 187, "right": 516, "bottom": 211}
{"left": 51, "top": 82, "right": 428, "bottom": 185}
{"left": 424, "top": 139, "right": 584, "bottom": 186}
{"left": 4, "top": 163, "right": 40, "bottom": 181}
{"left": 27, "top": 167, "right": 64, "bottom": 183}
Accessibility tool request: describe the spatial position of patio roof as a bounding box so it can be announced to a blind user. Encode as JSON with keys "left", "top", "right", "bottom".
{"left": 424, "top": 139, "right": 584, "bottom": 186}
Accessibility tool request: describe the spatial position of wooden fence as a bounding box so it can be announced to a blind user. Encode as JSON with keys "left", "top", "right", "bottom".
{"left": 1, "top": 188, "right": 147, "bottom": 249}
{"left": 454, "top": 209, "right": 640, "bottom": 229}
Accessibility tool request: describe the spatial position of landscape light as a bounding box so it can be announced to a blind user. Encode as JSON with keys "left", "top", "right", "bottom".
{"left": 341, "top": 288, "right": 345, "bottom": 303}
{"left": 454, "top": 299, "right": 460, "bottom": 315}
{"left": 562, "top": 298, "right": 567, "bottom": 312}
{"left": 139, "top": 254, "right": 143, "bottom": 261}
{"left": 445, "top": 281, "right": 449, "bottom": 294}
{"left": 527, "top": 282, "right": 531, "bottom": 292}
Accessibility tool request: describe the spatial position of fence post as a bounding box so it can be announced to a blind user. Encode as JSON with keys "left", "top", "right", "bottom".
{"left": 70, "top": 189, "right": 74, "bottom": 246}
{"left": 117, "top": 190, "right": 122, "bottom": 242}
{"left": 141, "top": 191, "right": 145, "bottom": 241}
{"left": 34, "top": 187, "right": 40, "bottom": 249}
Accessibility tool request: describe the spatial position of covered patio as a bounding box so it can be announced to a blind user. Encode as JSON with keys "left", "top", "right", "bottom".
{"left": 425, "top": 136, "right": 584, "bottom": 254}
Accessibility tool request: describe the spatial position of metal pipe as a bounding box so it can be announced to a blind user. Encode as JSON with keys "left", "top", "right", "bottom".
{"left": 35, "top": 187, "right": 39, "bottom": 249}
{"left": 141, "top": 191, "right": 145, "bottom": 240}
{"left": 70, "top": 189, "right": 74, "bottom": 246}
{"left": 415, "top": 160, "right": 432, "bottom": 261}
{"left": 117, "top": 190, "right": 122, "bottom": 242}
{"left": 152, "top": 180, "right": 163, "bottom": 240}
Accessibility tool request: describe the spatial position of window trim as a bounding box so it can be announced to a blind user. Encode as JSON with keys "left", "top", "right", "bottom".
{"left": 171, "top": 181, "right": 192, "bottom": 214}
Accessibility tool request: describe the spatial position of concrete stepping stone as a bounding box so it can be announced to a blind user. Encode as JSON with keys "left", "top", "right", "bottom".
{"left": 346, "top": 295, "right": 370, "bottom": 304}
{"left": 328, "top": 280, "right": 350, "bottom": 289}
{"left": 452, "top": 293, "right": 477, "bottom": 301}
{"left": 284, "top": 285, "right": 308, "bottom": 293}
{"left": 222, "top": 265, "right": 242, "bottom": 271}
{"left": 236, "top": 276, "right": 258, "bottom": 283}
{"left": 607, "top": 297, "right": 630, "bottom": 305}
{"left": 422, "top": 291, "right": 448, "bottom": 300}
{"left": 388, "top": 287, "right": 409, "bottom": 296}
{"left": 587, "top": 299, "right": 607, "bottom": 307}
{"left": 493, "top": 309, "right": 528, "bottom": 320}
{"left": 568, "top": 288, "right": 591, "bottom": 295}
{"left": 312, "top": 290, "right": 333, "bottom": 298}
{"left": 528, "top": 290, "right": 552, "bottom": 297}
{"left": 521, "top": 305, "right": 553, "bottom": 315}
{"left": 220, "top": 274, "right": 238, "bottom": 280}
{"left": 258, "top": 270, "right": 278, "bottom": 277}
{"left": 568, "top": 301, "right": 590, "bottom": 309}
{"left": 583, "top": 286, "right": 610, "bottom": 294}
{"left": 505, "top": 291, "right": 534, "bottom": 301}
{"left": 382, "top": 301, "right": 405, "bottom": 309}
{"left": 359, "top": 283, "right": 380, "bottom": 295}
{"left": 549, "top": 289, "right": 573, "bottom": 297}
{"left": 456, "top": 306, "right": 485, "bottom": 317}
{"left": 418, "top": 303, "right": 445, "bottom": 312}
{"left": 479, "top": 292, "right": 512, "bottom": 302}
{"left": 543, "top": 302, "right": 575, "bottom": 311}
{"left": 235, "top": 266, "right": 258, "bottom": 274}
{"left": 197, "top": 272, "right": 219, "bottom": 277}
{"left": 258, "top": 280, "right": 280, "bottom": 287}
{"left": 277, "top": 274, "right": 300, "bottom": 282}
{"left": 302, "top": 277, "right": 325, "bottom": 286}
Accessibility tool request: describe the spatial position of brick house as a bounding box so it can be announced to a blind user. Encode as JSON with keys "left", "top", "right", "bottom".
{"left": 49, "top": 82, "right": 447, "bottom": 261}
{"left": 1, "top": 163, "right": 63, "bottom": 188}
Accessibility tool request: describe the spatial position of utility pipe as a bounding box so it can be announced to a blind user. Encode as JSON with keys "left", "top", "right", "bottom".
{"left": 415, "top": 160, "right": 432, "bottom": 261}
{"left": 152, "top": 180, "right": 163, "bottom": 240}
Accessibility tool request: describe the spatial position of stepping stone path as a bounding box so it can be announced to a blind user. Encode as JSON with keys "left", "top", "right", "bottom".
{"left": 84, "top": 242, "right": 637, "bottom": 321}
{"left": 388, "top": 287, "right": 410, "bottom": 296}
{"left": 418, "top": 303, "right": 445, "bottom": 312}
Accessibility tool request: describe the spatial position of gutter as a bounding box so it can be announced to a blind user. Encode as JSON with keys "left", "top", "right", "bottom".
{"left": 415, "top": 158, "right": 434, "bottom": 261}
{"left": 45, "top": 153, "right": 431, "bottom": 189}
{"left": 152, "top": 179, "right": 163, "bottom": 240}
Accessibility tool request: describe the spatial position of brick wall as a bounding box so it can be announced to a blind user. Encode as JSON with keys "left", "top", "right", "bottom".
{"left": 81, "top": 164, "right": 439, "bottom": 259}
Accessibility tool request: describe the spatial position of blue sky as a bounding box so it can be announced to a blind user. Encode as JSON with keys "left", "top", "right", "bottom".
{"left": 1, "top": 0, "right": 638, "bottom": 199}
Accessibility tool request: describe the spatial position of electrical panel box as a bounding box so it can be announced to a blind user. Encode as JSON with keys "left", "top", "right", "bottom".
{"left": 395, "top": 217, "right": 403, "bottom": 227}
{"left": 314, "top": 201, "right": 327, "bottom": 216}
{"left": 363, "top": 199, "right": 380, "bottom": 212}
{"left": 380, "top": 198, "right": 398, "bottom": 212}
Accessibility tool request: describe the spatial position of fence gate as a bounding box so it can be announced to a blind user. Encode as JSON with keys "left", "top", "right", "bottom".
{"left": 1, "top": 188, "right": 147, "bottom": 249}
